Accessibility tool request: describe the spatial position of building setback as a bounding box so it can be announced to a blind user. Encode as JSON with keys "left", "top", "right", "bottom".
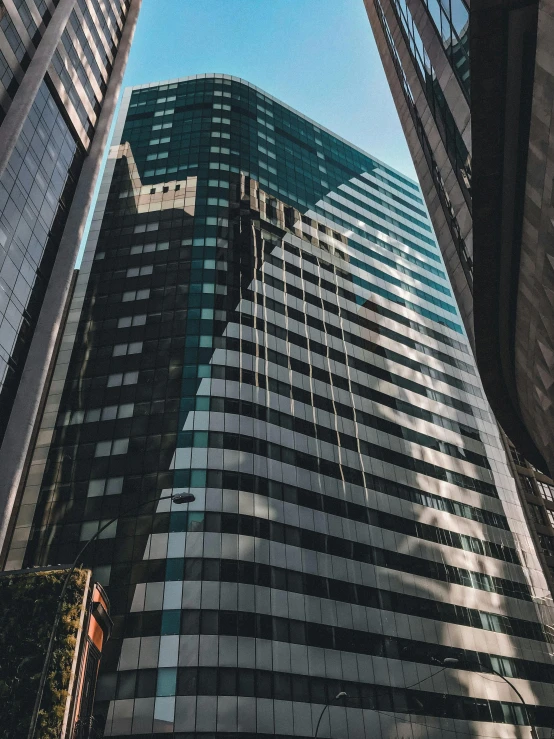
{"left": 0, "top": 0, "right": 142, "bottom": 562}
{"left": 363, "top": 0, "right": 554, "bottom": 480}
{"left": 6, "top": 74, "right": 554, "bottom": 738}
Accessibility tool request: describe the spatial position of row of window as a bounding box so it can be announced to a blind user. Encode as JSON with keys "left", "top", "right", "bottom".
{"left": 247, "top": 275, "right": 478, "bottom": 397}
{"left": 76, "top": 0, "right": 113, "bottom": 71}
{"left": 116, "top": 510, "right": 528, "bottom": 601}
{"left": 291, "top": 212, "right": 463, "bottom": 335}
{"left": 279, "top": 240, "right": 465, "bottom": 352}
{"left": 59, "top": 403, "right": 134, "bottom": 426}
{"left": 84, "top": 444, "right": 509, "bottom": 565}
{"left": 123, "top": 111, "right": 425, "bottom": 241}
{"left": 266, "top": 247, "right": 471, "bottom": 371}
{"left": 323, "top": 188, "right": 434, "bottom": 245}
{"left": 182, "top": 467, "right": 508, "bottom": 534}
{"left": 68, "top": 9, "right": 108, "bottom": 92}
{"left": 72, "top": 394, "right": 506, "bottom": 561}
{"left": 120, "top": 607, "right": 551, "bottom": 685}
{"left": 96, "top": 666, "right": 547, "bottom": 727}
{"left": 178, "top": 415, "right": 496, "bottom": 498}
{"left": 193, "top": 392, "right": 490, "bottom": 473}
{"left": 391, "top": 0, "right": 471, "bottom": 195}
{"left": 338, "top": 177, "right": 432, "bottom": 235}
{"left": 132, "top": 555, "right": 547, "bottom": 642}
{"left": 227, "top": 317, "right": 480, "bottom": 421}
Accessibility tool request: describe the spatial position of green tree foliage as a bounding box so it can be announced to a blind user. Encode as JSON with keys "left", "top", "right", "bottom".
{"left": 0, "top": 569, "right": 87, "bottom": 738}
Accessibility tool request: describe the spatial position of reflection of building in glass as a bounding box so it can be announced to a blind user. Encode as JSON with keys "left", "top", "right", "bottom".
{"left": 365, "top": 0, "right": 554, "bottom": 484}
{"left": 7, "top": 75, "right": 554, "bottom": 737}
{"left": 0, "top": 0, "right": 142, "bottom": 563}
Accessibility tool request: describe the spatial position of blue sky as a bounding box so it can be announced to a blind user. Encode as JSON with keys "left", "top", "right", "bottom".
{"left": 122, "top": 0, "right": 414, "bottom": 175}
{"left": 77, "top": 0, "right": 415, "bottom": 265}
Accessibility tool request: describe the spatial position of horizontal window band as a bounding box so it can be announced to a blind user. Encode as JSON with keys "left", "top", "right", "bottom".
{"left": 287, "top": 218, "right": 445, "bottom": 296}
{"left": 279, "top": 239, "right": 466, "bottom": 352}
{"left": 295, "top": 219, "right": 448, "bottom": 302}
{"left": 124, "top": 555, "right": 545, "bottom": 643}
{"left": 343, "top": 178, "right": 431, "bottom": 230}
{"left": 259, "top": 250, "right": 471, "bottom": 373}
{"left": 321, "top": 193, "right": 436, "bottom": 246}
{"left": 354, "top": 173, "right": 427, "bottom": 217}
{"left": 121, "top": 607, "right": 553, "bottom": 685}
{"left": 203, "top": 466, "right": 507, "bottom": 532}
{"left": 183, "top": 422, "right": 497, "bottom": 500}
{"left": 220, "top": 316, "right": 481, "bottom": 422}
{"left": 275, "top": 242, "right": 466, "bottom": 358}
{"left": 335, "top": 182, "right": 432, "bottom": 234}
{"left": 224, "top": 320, "right": 482, "bottom": 441}
{"left": 157, "top": 510, "right": 529, "bottom": 601}
{"left": 96, "top": 666, "right": 551, "bottom": 728}
{"left": 254, "top": 272, "right": 479, "bottom": 396}
{"left": 311, "top": 206, "right": 463, "bottom": 334}
{"left": 212, "top": 352, "right": 489, "bottom": 470}
{"left": 181, "top": 440, "right": 512, "bottom": 563}
{"left": 316, "top": 195, "right": 441, "bottom": 263}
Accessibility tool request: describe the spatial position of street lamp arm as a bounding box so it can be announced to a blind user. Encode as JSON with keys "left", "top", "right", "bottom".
{"left": 443, "top": 658, "right": 539, "bottom": 739}
{"left": 314, "top": 704, "right": 330, "bottom": 739}
{"left": 27, "top": 492, "right": 184, "bottom": 739}
{"left": 487, "top": 667, "right": 538, "bottom": 739}
{"left": 489, "top": 668, "right": 527, "bottom": 710}
{"left": 314, "top": 692, "right": 348, "bottom": 737}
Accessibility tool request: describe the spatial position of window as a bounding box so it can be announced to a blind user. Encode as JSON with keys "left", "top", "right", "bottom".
{"left": 80, "top": 519, "right": 118, "bottom": 540}
{"left": 518, "top": 475, "right": 535, "bottom": 496}
{"left": 107, "top": 371, "right": 139, "bottom": 387}
{"left": 130, "top": 241, "right": 169, "bottom": 255}
{"left": 112, "top": 342, "right": 143, "bottom": 357}
{"left": 118, "top": 314, "right": 147, "bottom": 328}
{"left": 510, "top": 447, "right": 527, "bottom": 467}
{"left": 133, "top": 222, "right": 159, "bottom": 233}
{"left": 528, "top": 505, "right": 545, "bottom": 526}
{"left": 60, "top": 403, "right": 134, "bottom": 426}
{"left": 538, "top": 481, "right": 554, "bottom": 503}
{"left": 94, "top": 438, "right": 129, "bottom": 457}
{"left": 122, "top": 289, "right": 150, "bottom": 302}
{"left": 126, "top": 265, "right": 153, "bottom": 277}
{"left": 539, "top": 535, "right": 554, "bottom": 557}
{"left": 87, "top": 477, "right": 124, "bottom": 497}
{"left": 100, "top": 404, "right": 134, "bottom": 420}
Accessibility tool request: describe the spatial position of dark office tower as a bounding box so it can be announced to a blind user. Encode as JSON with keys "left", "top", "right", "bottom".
{"left": 0, "top": 0, "right": 142, "bottom": 561}
{"left": 364, "top": 0, "right": 554, "bottom": 481}
{"left": 7, "top": 74, "right": 554, "bottom": 738}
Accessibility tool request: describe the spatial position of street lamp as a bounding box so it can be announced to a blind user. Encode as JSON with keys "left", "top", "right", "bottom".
{"left": 27, "top": 490, "right": 196, "bottom": 739}
{"left": 441, "top": 657, "right": 539, "bottom": 739}
{"left": 314, "top": 691, "right": 348, "bottom": 737}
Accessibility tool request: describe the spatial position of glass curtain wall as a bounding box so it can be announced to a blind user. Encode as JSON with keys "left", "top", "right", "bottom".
{"left": 10, "top": 75, "right": 554, "bottom": 739}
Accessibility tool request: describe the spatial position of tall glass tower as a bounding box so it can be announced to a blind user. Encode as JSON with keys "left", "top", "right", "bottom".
{"left": 7, "top": 74, "right": 554, "bottom": 738}
{"left": 0, "top": 0, "right": 142, "bottom": 562}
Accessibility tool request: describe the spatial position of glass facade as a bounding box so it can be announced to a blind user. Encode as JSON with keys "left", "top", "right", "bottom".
{"left": 387, "top": 0, "right": 471, "bottom": 196}
{"left": 8, "top": 75, "right": 554, "bottom": 738}
{"left": 0, "top": 0, "right": 133, "bottom": 446}
{"left": 0, "top": 81, "right": 82, "bottom": 439}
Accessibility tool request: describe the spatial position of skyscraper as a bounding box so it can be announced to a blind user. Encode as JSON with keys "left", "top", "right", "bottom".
{"left": 363, "top": 0, "right": 554, "bottom": 480}
{"left": 0, "top": 0, "right": 142, "bottom": 562}
{"left": 6, "top": 74, "right": 554, "bottom": 738}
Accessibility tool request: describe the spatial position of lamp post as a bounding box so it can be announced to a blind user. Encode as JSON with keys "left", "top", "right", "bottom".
{"left": 27, "top": 490, "right": 196, "bottom": 739}
{"left": 314, "top": 691, "right": 348, "bottom": 738}
{"left": 442, "top": 657, "right": 539, "bottom": 739}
